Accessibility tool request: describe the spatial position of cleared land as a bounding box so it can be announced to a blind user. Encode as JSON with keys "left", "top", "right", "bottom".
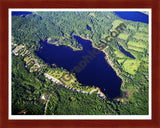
{"left": 133, "top": 33, "right": 148, "bottom": 41}
{"left": 118, "top": 33, "right": 130, "bottom": 40}
{"left": 123, "top": 59, "right": 140, "bottom": 75}
{"left": 128, "top": 45, "right": 144, "bottom": 52}
{"left": 111, "top": 20, "right": 124, "bottom": 31}
{"left": 127, "top": 41, "right": 147, "bottom": 48}
{"left": 117, "top": 59, "right": 125, "bottom": 64}
{"left": 114, "top": 50, "right": 128, "bottom": 58}
{"left": 127, "top": 25, "right": 137, "bottom": 31}
{"left": 138, "top": 26, "right": 148, "bottom": 33}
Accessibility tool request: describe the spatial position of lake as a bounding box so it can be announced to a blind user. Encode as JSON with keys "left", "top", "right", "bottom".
{"left": 114, "top": 11, "right": 149, "bottom": 24}
{"left": 12, "top": 11, "right": 32, "bottom": 16}
{"left": 36, "top": 36, "right": 122, "bottom": 98}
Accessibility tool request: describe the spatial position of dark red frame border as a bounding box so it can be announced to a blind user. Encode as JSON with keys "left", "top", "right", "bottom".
{"left": 0, "top": 0, "right": 160, "bottom": 128}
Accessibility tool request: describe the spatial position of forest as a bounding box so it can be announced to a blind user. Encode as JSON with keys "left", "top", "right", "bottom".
{"left": 11, "top": 11, "right": 149, "bottom": 115}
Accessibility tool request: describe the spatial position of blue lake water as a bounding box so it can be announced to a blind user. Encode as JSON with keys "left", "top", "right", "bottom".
{"left": 87, "top": 25, "right": 92, "bottom": 31}
{"left": 36, "top": 36, "right": 122, "bottom": 98}
{"left": 12, "top": 11, "right": 32, "bottom": 16}
{"left": 114, "top": 11, "right": 149, "bottom": 24}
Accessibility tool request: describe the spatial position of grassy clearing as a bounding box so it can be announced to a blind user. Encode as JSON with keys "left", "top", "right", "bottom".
{"left": 127, "top": 24, "right": 137, "bottom": 31}
{"left": 114, "top": 50, "right": 127, "bottom": 58}
{"left": 128, "top": 45, "right": 144, "bottom": 52}
{"left": 133, "top": 33, "right": 148, "bottom": 42}
{"left": 111, "top": 20, "right": 124, "bottom": 31}
{"left": 138, "top": 26, "right": 148, "bottom": 33}
{"left": 117, "top": 59, "right": 125, "bottom": 64}
{"left": 46, "top": 68, "right": 97, "bottom": 92}
{"left": 142, "top": 56, "right": 149, "bottom": 62}
{"left": 46, "top": 69, "right": 76, "bottom": 85}
{"left": 127, "top": 41, "right": 147, "bottom": 48}
{"left": 118, "top": 33, "right": 130, "bottom": 40}
{"left": 123, "top": 59, "right": 140, "bottom": 75}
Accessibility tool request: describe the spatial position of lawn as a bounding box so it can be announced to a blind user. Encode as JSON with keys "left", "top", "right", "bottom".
{"left": 123, "top": 59, "right": 140, "bottom": 75}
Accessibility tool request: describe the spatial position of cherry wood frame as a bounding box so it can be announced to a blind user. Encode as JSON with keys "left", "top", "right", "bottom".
{"left": 0, "top": 0, "right": 160, "bottom": 128}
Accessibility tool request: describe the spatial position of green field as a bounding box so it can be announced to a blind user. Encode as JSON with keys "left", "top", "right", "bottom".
{"left": 123, "top": 59, "right": 141, "bottom": 75}
{"left": 111, "top": 20, "right": 124, "bottom": 31}
{"left": 118, "top": 33, "right": 130, "bottom": 40}
{"left": 138, "top": 26, "right": 148, "bottom": 33}
{"left": 128, "top": 45, "right": 144, "bottom": 52}
{"left": 114, "top": 50, "right": 127, "bottom": 58}
{"left": 133, "top": 33, "right": 148, "bottom": 41}
{"left": 127, "top": 24, "right": 137, "bottom": 31}
{"left": 127, "top": 41, "right": 147, "bottom": 48}
{"left": 117, "top": 59, "right": 125, "bottom": 64}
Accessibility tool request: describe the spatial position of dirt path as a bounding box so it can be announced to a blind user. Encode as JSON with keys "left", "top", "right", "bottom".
{"left": 44, "top": 94, "right": 51, "bottom": 115}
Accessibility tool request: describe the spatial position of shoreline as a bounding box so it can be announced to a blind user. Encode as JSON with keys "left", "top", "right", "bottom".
{"left": 103, "top": 49, "right": 134, "bottom": 100}
{"left": 96, "top": 46, "right": 130, "bottom": 99}
{"left": 44, "top": 73, "right": 106, "bottom": 99}
{"left": 48, "top": 35, "right": 128, "bottom": 100}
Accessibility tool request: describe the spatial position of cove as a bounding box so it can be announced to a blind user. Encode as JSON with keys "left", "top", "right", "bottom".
{"left": 36, "top": 35, "right": 122, "bottom": 98}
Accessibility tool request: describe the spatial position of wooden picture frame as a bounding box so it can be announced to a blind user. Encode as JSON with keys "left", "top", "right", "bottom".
{"left": 0, "top": 0, "right": 160, "bottom": 128}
